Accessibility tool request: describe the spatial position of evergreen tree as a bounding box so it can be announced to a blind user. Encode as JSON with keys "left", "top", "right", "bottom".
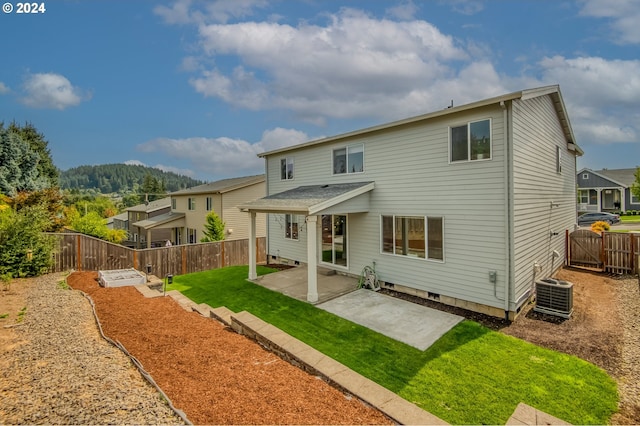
{"left": 7, "top": 121, "right": 59, "bottom": 188}
{"left": 201, "top": 211, "right": 226, "bottom": 242}
{"left": 0, "top": 127, "right": 48, "bottom": 195}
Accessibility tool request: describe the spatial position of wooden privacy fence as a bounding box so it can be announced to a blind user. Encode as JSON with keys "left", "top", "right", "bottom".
{"left": 48, "top": 233, "right": 267, "bottom": 277}
{"left": 567, "top": 229, "right": 640, "bottom": 274}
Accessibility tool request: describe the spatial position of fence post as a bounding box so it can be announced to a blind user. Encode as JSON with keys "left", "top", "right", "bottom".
{"left": 76, "top": 234, "right": 82, "bottom": 271}
{"left": 565, "top": 229, "right": 569, "bottom": 266}
{"left": 181, "top": 245, "right": 187, "bottom": 275}
{"left": 601, "top": 232, "right": 606, "bottom": 272}
{"left": 133, "top": 250, "right": 138, "bottom": 271}
{"left": 221, "top": 241, "right": 226, "bottom": 268}
{"left": 631, "top": 233, "right": 635, "bottom": 274}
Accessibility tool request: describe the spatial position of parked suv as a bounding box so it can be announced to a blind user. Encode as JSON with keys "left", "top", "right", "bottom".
{"left": 577, "top": 212, "right": 621, "bottom": 226}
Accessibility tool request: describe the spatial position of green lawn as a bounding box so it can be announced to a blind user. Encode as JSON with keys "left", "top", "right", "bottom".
{"left": 167, "top": 265, "right": 618, "bottom": 425}
{"left": 620, "top": 215, "right": 640, "bottom": 223}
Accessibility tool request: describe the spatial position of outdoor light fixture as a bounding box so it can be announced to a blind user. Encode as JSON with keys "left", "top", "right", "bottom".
{"left": 164, "top": 274, "right": 173, "bottom": 297}
{"left": 26, "top": 249, "right": 33, "bottom": 262}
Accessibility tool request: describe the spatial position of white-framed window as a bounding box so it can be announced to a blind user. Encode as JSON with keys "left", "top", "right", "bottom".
{"left": 631, "top": 193, "right": 640, "bottom": 204}
{"left": 381, "top": 215, "right": 444, "bottom": 261}
{"left": 582, "top": 173, "right": 589, "bottom": 180}
{"left": 556, "top": 146, "right": 562, "bottom": 173}
{"left": 284, "top": 214, "right": 299, "bottom": 240}
{"left": 206, "top": 196, "right": 213, "bottom": 211}
{"left": 450, "top": 119, "right": 491, "bottom": 162}
{"left": 188, "top": 197, "right": 196, "bottom": 211}
{"left": 333, "top": 143, "right": 364, "bottom": 174}
{"left": 171, "top": 198, "right": 176, "bottom": 210}
{"left": 187, "top": 228, "right": 197, "bottom": 244}
{"left": 578, "top": 189, "right": 589, "bottom": 204}
{"left": 280, "top": 157, "right": 294, "bottom": 180}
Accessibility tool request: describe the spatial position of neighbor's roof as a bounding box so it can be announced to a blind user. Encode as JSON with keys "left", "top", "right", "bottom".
{"left": 126, "top": 197, "right": 171, "bottom": 213}
{"left": 132, "top": 211, "right": 186, "bottom": 230}
{"left": 259, "top": 85, "right": 582, "bottom": 157}
{"left": 170, "top": 175, "right": 265, "bottom": 196}
{"left": 239, "top": 182, "right": 374, "bottom": 215}
{"left": 580, "top": 168, "right": 638, "bottom": 187}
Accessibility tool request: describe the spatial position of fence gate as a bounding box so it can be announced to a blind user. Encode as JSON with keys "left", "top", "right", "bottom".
{"left": 568, "top": 229, "right": 603, "bottom": 269}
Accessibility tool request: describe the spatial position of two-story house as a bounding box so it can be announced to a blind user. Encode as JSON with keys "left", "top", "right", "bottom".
{"left": 134, "top": 175, "right": 267, "bottom": 248}
{"left": 241, "top": 85, "right": 582, "bottom": 320}
{"left": 126, "top": 197, "right": 172, "bottom": 248}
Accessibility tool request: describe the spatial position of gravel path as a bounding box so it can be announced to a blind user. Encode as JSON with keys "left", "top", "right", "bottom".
{"left": 0, "top": 273, "right": 184, "bottom": 425}
{"left": 613, "top": 276, "right": 640, "bottom": 423}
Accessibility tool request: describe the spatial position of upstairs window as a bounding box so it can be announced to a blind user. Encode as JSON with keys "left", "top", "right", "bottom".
{"left": 280, "top": 157, "right": 294, "bottom": 180}
{"left": 188, "top": 198, "right": 196, "bottom": 211}
{"left": 450, "top": 119, "right": 491, "bottom": 162}
{"left": 333, "top": 144, "right": 364, "bottom": 174}
{"left": 206, "top": 196, "right": 213, "bottom": 211}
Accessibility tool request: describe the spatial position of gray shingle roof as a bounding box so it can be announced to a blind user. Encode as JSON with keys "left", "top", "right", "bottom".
{"left": 170, "top": 175, "right": 264, "bottom": 196}
{"left": 239, "top": 182, "right": 375, "bottom": 214}
{"left": 595, "top": 168, "right": 637, "bottom": 187}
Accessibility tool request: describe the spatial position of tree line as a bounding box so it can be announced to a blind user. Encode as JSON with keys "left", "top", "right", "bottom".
{"left": 60, "top": 164, "right": 203, "bottom": 195}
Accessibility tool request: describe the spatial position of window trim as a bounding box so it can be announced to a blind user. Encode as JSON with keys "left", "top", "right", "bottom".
{"left": 380, "top": 214, "right": 444, "bottom": 262}
{"left": 206, "top": 196, "right": 213, "bottom": 211}
{"left": 449, "top": 118, "right": 492, "bottom": 163}
{"left": 280, "top": 157, "right": 294, "bottom": 180}
{"left": 556, "top": 146, "right": 562, "bottom": 173}
{"left": 171, "top": 198, "right": 176, "bottom": 210}
{"left": 582, "top": 173, "right": 589, "bottom": 180}
{"left": 332, "top": 143, "right": 365, "bottom": 175}
{"left": 188, "top": 197, "right": 196, "bottom": 211}
{"left": 631, "top": 193, "right": 640, "bottom": 205}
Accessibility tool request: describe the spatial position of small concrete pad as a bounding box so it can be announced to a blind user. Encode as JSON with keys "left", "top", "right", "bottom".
{"left": 507, "top": 403, "right": 571, "bottom": 425}
{"left": 317, "top": 289, "right": 463, "bottom": 350}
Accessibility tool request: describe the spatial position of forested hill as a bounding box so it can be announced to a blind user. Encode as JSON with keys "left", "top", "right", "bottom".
{"left": 60, "top": 164, "right": 204, "bottom": 193}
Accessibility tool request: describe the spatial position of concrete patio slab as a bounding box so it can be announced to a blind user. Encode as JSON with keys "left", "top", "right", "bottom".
{"left": 317, "top": 289, "right": 463, "bottom": 350}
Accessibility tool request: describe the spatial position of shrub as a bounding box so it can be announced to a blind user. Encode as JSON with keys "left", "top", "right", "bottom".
{"left": 591, "top": 221, "right": 611, "bottom": 233}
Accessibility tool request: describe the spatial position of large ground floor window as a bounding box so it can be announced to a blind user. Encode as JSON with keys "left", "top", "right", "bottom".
{"left": 381, "top": 215, "right": 443, "bottom": 261}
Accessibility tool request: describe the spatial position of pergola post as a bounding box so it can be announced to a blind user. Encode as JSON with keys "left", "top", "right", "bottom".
{"left": 248, "top": 211, "right": 257, "bottom": 280}
{"left": 146, "top": 229, "right": 152, "bottom": 249}
{"left": 306, "top": 215, "right": 318, "bottom": 303}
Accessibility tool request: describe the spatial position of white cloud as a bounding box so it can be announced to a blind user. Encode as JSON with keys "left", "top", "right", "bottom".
{"left": 536, "top": 55, "right": 640, "bottom": 144}
{"left": 124, "top": 160, "right": 146, "bottom": 166}
{"left": 20, "top": 73, "right": 89, "bottom": 110}
{"left": 190, "top": 8, "right": 473, "bottom": 122}
{"left": 444, "top": 0, "right": 484, "bottom": 15}
{"left": 136, "top": 127, "right": 311, "bottom": 178}
{"left": 386, "top": 1, "right": 419, "bottom": 20}
{"left": 0, "top": 82, "right": 9, "bottom": 94}
{"left": 579, "top": 0, "right": 640, "bottom": 44}
{"left": 154, "top": 0, "right": 268, "bottom": 25}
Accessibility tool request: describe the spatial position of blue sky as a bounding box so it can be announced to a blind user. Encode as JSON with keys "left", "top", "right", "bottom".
{"left": 1, "top": 0, "right": 639, "bottom": 181}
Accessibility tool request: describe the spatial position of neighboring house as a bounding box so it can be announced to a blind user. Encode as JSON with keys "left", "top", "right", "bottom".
{"left": 135, "top": 175, "right": 266, "bottom": 248}
{"left": 107, "top": 212, "right": 128, "bottom": 230}
{"left": 241, "top": 85, "right": 582, "bottom": 320}
{"left": 126, "top": 197, "right": 172, "bottom": 248}
{"left": 577, "top": 168, "right": 640, "bottom": 213}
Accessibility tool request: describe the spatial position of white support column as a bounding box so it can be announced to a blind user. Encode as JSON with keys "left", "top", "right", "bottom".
{"left": 248, "top": 211, "right": 257, "bottom": 280}
{"left": 146, "top": 229, "right": 151, "bottom": 249}
{"left": 306, "top": 215, "right": 318, "bottom": 303}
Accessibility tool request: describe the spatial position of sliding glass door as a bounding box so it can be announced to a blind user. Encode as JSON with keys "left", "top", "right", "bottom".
{"left": 321, "top": 215, "right": 347, "bottom": 267}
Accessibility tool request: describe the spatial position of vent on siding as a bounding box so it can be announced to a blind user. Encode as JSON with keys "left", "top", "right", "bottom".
{"left": 534, "top": 278, "right": 573, "bottom": 319}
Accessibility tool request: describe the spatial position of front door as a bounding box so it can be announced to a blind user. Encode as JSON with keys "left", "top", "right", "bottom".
{"left": 321, "top": 215, "right": 347, "bottom": 267}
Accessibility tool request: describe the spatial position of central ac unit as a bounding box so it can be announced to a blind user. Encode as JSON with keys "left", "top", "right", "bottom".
{"left": 534, "top": 278, "right": 573, "bottom": 319}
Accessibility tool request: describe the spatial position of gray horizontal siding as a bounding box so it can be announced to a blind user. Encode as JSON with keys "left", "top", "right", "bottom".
{"left": 266, "top": 105, "right": 510, "bottom": 310}
{"left": 511, "top": 96, "right": 577, "bottom": 308}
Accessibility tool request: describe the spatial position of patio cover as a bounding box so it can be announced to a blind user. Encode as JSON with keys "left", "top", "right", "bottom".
{"left": 238, "top": 181, "right": 375, "bottom": 215}
{"left": 239, "top": 181, "right": 375, "bottom": 303}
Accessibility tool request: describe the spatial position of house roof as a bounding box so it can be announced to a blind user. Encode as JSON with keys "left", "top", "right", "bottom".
{"left": 170, "top": 175, "right": 265, "bottom": 196}
{"left": 127, "top": 197, "right": 172, "bottom": 213}
{"left": 132, "top": 211, "right": 186, "bottom": 230}
{"left": 239, "top": 182, "right": 375, "bottom": 215}
{"left": 578, "top": 168, "right": 637, "bottom": 187}
{"left": 258, "top": 85, "right": 582, "bottom": 157}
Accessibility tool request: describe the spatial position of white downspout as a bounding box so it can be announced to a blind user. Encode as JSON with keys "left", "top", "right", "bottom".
{"left": 501, "top": 101, "right": 511, "bottom": 319}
